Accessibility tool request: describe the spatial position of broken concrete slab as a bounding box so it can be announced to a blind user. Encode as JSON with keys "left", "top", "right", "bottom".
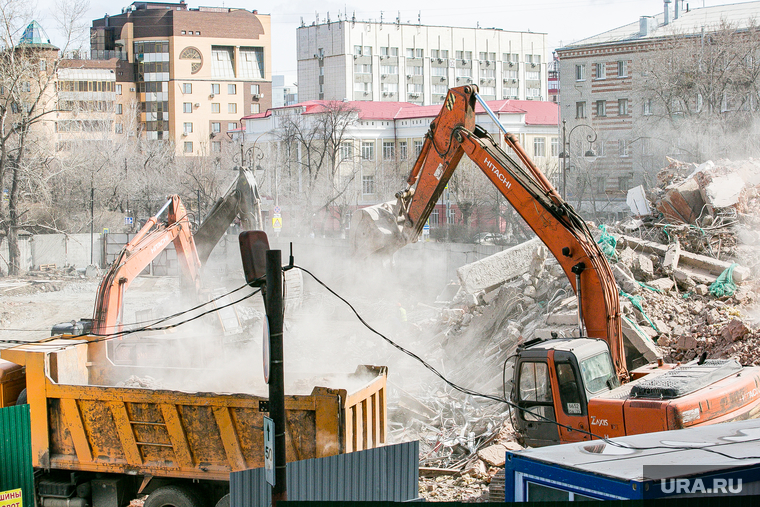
{"left": 655, "top": 176, "right": 705, "bottom": 224}
{"left": 621, "top": 316, "right": 661, "bottom": 363}
{"left": 478, "top": 444, "right": 508, "bottom": 467}
{"left": 619, "top": 234, "right": 750, "bottom": 283}
{"left": 613, "top": 264, "right": 639, "bottom": 294}
{"left": 534, "top": 327, "right": 580, "bottom": 339}
{"left": 648, "top": 277, "right": 675, "bottom": 292}
{"left": 456, "top": 238, "right": 541, "bottom": 294}
{"left": 546, "top": 311, "right": 579, "bottom": 326}
{"left": 663, "top": 240, "right": 681, "bottom": 272}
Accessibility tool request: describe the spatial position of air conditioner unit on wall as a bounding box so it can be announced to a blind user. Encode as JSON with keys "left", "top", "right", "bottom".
{"left": 194, "top": 103, "right": 200, "bottom": 107}
{"left": 252, "top": 93, "right": 261, "bottom": 98}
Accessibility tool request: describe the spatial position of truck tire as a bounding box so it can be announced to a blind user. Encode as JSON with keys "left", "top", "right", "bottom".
{"left": 15, "top": 388, "right": 27, "bottom": 405}
{"left": 214, "top": 494, "right": 230, "bottom": 507}
{"left": 144, "top": 486, "right": 204, "bottom": 507}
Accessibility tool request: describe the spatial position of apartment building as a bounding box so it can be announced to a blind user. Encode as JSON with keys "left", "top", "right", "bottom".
{"left": 89, "top": 1, "right": 272, "bottom": 154}
{"left": 556, "top": 0, "right": 760, "bottom": 213}
{"left": 297, "top": 19, "right": 548, "bottom": 105}
{"left": 238, "top": 98, "right": 558, "bottom": 233}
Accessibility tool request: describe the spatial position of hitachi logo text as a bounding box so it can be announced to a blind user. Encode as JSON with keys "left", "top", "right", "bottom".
{"left": 484, "top": 157, "right": 512, "bottom": 190}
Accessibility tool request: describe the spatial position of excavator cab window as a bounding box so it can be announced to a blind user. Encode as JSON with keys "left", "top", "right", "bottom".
{"left": 517, "top": 361, "right": 555, "bottom": 422}
{"left": 579, "top": 351, "right": 619, "bottom": 394}
{"left": 555, "top": 362, "right": 584, "bottom": 416}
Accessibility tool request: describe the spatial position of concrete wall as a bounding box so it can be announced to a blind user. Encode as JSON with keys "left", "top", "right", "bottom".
{"left": 0, "top": 234, "right": 103, "bottom": 274}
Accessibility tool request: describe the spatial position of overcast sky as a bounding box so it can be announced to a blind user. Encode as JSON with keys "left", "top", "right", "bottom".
{"left": 36, "top": 0, "right": 731, "bottom": 86}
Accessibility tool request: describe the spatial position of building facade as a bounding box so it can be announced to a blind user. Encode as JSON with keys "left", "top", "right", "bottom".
{"left": 238, "top": 98, "right": 558, "bottom": 235}
{"left": 89, "top": 1, "right": 272, "bottom": 154}
{"left": 556, "top": 0, "right": 760, "bottom": 216}
{"left": 297, "top": 19, "right": 548, "bottom": 106}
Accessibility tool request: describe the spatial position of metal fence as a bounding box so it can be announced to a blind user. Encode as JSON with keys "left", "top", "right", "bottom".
{"left": 230, "top": 441, "right": 419, "bottom": 507}
{"left": 0, "top": 405, "right": 34, "bottom": 504}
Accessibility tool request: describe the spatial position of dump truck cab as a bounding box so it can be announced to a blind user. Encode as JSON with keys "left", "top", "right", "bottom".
{"left": 512, "top": 338, "right": 619, "bottom": 447}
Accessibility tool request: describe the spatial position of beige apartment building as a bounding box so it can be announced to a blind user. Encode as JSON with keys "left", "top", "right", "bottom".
{"left": 89, "top": 1, "right": 272, "bottom": 155}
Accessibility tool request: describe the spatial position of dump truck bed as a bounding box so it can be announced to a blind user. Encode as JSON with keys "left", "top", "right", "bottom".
{"left": 2, "top": 339, "right": 387, "bottom": 481}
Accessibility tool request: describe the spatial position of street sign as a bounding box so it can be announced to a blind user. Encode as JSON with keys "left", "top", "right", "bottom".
{"left": 102, "top": 228, "right": 110, "bottom": 234}
{"left": 273, "top": 205, "right": 281, "bottom": 214}
{"left": 125, "top": 217, "right": 134, "bottom": 225}
{"left": 0, "top": 488, "right": 23, "bottom": 507}
{"left": 272, "top": 216, "right": 282, "bottom": 230}
{"left": 263, "top": 416, "right": 275, "bottom": 487}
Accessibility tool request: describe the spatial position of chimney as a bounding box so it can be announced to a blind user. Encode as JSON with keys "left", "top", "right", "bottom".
{"left": 640, "top": 16, "right": 654, "bottom": 36}
{"left": 675, "top": 0, "right": 681, "bottom": 19}
{"left": 664, "top": 0, "right": 671, "bottom": 25}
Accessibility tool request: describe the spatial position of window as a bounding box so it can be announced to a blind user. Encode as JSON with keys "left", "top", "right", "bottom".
{"left": 480, "top": 86, "right": 495, "bottom": 95}
{"left": 594, "top": 141, "right": 605, "bottom": 157}
{"left": 211, "top": 83, "right": 220, "bottom": 95}
{"left": 580, "top": 352, "right": 618, "bottom": 393}
{"left": 251, "top": 84, "right": 260, "bottom": 95}
{"left": 455, "top": 50, "right": 472, "bottom": 60}
{"left": 617, "top": 60, "right": 627, "bottom": 77}
{"left": 576, "top": 101, "right": 586, "bottom": 119}
{"left": 183, "top": 83, "right": 192, "bottom": 94}
{"left": 575, "top": 64, "right": 586, "bottom": 81}
{"left": 556, "top": 362, "right": 583, "bottom": 415}
{"left": 503, "top": 86, "right": 518, "bottom": 98}
{"left": 533, "top": 137, "right": 546, "bottom": 157}
{"left": 455, "top": 67, "right": 472, "bottom": 78}
{"left": 116, "top": 84, "right": 122, "bottom": 95}
{"left": 361, "top": 141, "right": 374, "bottom": 160}
{"left": 228, "top": 103, "right": 237, "bottom": 114}
{"left": 340, "top": 141, "right": 353, "bottom": 160}
{"left": 355, "top": 81, "right": 371, "bottom": 94}
{"left": 414, "top": 140, "right": 423, "bottom": 156}
{"left": 354, "top": 63, "right": 372, "bottom": 74}
{"left": 432, "top": 66, "right": 447, "bottom": 77}
{"left": 383, "top": 141, "right": 395, "bottom": 159}
{"left": 211, "top": 103, "right": 220, "bottom": 113}
{"left": 227, "top": 122, "right": 237, "bottom": 131}
{"left": 594, "top": 62, "right": 605, "bottom": 80}
{"left": 619, "top": 176, "right": 632, "bottom": 192}
{"left": 228, "top": 84, "right": 237, "bottom": 94}
{"left": 183, "top": 102, "right": 192, "bottom": 113}
{"left": 596, "top": 177, "right": 606, "bottom": 194}
{"left": 354, "top": 45, "right": 363, "bottom": 56}
{"left": 642, "top": 137, "right": 652, "bottom": 156}
{"left": 518, "top": 362, "right": 554, "bottom": 421}
{"left": 212, "top": 141, "right": 221, "bottom": 152}
{"left": 399, "top": 141, "right": 407, "bottom": 160}
{"left": 381, "top": 65, "right": 399, "bottom": 75}
{"left": 503, "top": 52, "right": 519, "bottom": 63}
{"left": 211, "top": 122, "right": 221, "bottom": 133}
{"left": 115, "top": 123, "right": 123, "bottom": 134}
{"left": 184, "top": 141, "right": 193, "bottom": 153}
{"left": 183, "top": 122, "right": 193, "bottom": 134}
{"left": 618, "top": 98, "right": 629, "bottom": 116}
{"left": 480, "top": 67, "right": 495, "bottom": 78}
{"left": 411, "top": 66, "right": 423, "bottom": 76}
{"left": 430, "top": 208, "right": 439, "bottom": 226}
{"left": 362, "top": 175, "right": 375, "bottom": 194}
{"left": 440, "top": 49, "right": 448, "bottom": 58}
{"left": 551, "top": 137, "right": 559, "bottom": 157}
{"left": 525, "top": 71, "right": 540, "bottom": 81}
{"left": 416, "top": 49, "right": 423, "bottom": 58}
{"left": 596, "top": 100, "right": 606, "bottom": 117}
{"left": 115, "top": 103, "right": 123, "bottom": 115}
{"left": 251, "top": 103, "right": 260, "bottom": 114}
{"left": 618, "top": 139, "right": 630, "bottom": 157}
{"left": 433, "top": 84, "right": 448, "bottom": 94}
{"left": 643, "top": 99, "right": 653, "bottom": 115}
{"left": 381, "top": 83, "right": 398, "bottom": 94}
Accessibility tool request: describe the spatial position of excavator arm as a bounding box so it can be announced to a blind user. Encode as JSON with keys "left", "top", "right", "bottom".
{"left": 351, "top": 86, "right": 626, "bottom": 381}
{"left": 91, "top": 195, "right": 201, "bottom": 335}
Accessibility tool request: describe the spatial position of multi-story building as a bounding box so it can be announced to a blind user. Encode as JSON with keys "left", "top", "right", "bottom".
{"left": 556, "top": 0, "right": 760, "bottom": 216}
{"left": 89, "top": 1, "right": 272, "bottom": 154}
{"left": 238, "top": 98, "right": 558, "bottom": 234}
{"left": 297, "top": 19, "right": 548, "bottom": 105}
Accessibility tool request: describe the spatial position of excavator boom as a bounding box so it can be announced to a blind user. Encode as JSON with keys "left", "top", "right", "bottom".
{"left": 350, "top": 85, "right": 626, "bottom": 380}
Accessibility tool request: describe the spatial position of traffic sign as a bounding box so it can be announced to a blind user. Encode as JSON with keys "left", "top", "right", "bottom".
{"left": 125, "top": 217, "right": 133, "bottom": 225}
{"left": 273, "top": 205, "right": 281, "bottom": 214}
{"left": 272, "top": 216, "right": 282, "bottom": 230}
{"left": 263, "top": 416, "right": 275, "bottom": 486}
{"left": 103, "top": 228, "right": 110, "bottom": 234}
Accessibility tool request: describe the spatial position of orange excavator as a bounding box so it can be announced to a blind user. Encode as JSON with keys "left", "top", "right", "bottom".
{"left": 351, "top": 85, "right": 760, "bottom": 446}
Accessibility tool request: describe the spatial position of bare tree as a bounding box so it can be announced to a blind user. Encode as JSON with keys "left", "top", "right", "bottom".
{"left": 633, "top": 20, "right": 760, "bottom": 164}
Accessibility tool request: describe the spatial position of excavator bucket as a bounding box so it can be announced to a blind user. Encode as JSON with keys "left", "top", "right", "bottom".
{"left": 195, "top": 166, "right": 263, "bottom": 265}
{"left": 349, "top": 200, "right": 410, "bottom": 259}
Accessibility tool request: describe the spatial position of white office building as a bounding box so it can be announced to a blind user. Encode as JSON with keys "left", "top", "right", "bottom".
{"left": 297, "top": 19, "right": 548, "bottom": 105}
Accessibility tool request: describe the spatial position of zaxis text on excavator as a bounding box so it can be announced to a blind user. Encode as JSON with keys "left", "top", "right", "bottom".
{"left": 351, "top": 85, "right": 760, "bottom": 447}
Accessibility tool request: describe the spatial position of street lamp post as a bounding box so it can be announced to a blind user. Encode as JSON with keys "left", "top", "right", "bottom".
{"left": 560, "top": 119, "right": 598, "bottom": 200}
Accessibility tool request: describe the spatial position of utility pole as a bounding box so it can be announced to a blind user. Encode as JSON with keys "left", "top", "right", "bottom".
{"left": 265, "top": 249, "right": 287, "bottom": 505}
{"left": 90, "top": 183, "right": 94, "bottom": 265}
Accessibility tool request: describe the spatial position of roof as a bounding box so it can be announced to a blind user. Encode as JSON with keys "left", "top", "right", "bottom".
{"left": 560, "top": 0, "right": 760, "bottom": 50}
{"left": 242, "top": 99, "right": 558, "bottom": 126}
{"left": 18, "top": 20, "right": 58, "bottom": 49}
{"left": 511, "top": 418, "right": 760, "bottom": 481}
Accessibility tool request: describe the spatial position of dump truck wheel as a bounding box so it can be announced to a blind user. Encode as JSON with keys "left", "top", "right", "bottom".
{"left": 15, "top": 389, "right": 27, "bottom": 405}
{"left": 144, "top": 486, "right": 204, "bottom": 507}
{"left": 214, "top": 494, "right": 230, "bottom": 507}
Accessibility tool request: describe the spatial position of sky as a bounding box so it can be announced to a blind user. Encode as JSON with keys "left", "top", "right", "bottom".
{"left": 35, "top": 0, "right": 733, "bottom": 88}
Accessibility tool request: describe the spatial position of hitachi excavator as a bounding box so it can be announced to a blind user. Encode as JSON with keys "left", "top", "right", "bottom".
{"left": 351, "top": 85, "right": 760, "bottom": 446}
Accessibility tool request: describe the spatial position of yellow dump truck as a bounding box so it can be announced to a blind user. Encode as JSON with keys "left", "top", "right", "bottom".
{"left": 0, "top": 337, "right": 387, "bottom": 507}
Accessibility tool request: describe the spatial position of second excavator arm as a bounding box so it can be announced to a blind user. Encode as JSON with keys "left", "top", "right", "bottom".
{"left": 351, "top": 85, "right": 626, "bottom": 381}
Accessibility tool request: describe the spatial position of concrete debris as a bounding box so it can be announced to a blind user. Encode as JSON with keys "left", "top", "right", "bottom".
{"left": 456, "top": 238, "right": 541, "bottom": 294}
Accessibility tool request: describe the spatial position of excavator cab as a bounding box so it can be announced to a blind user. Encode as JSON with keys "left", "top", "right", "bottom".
{"left": 512, "top": 338, "right": 619, "bottom": 447}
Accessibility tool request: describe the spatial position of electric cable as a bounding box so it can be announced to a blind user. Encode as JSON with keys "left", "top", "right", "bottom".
{"left": 298, "top": 264, "right": 760, "bottom": 461}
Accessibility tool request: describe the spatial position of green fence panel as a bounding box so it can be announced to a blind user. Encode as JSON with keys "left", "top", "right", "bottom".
{"left": 0, "top": 404, "right": 34, "bottom": 506}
